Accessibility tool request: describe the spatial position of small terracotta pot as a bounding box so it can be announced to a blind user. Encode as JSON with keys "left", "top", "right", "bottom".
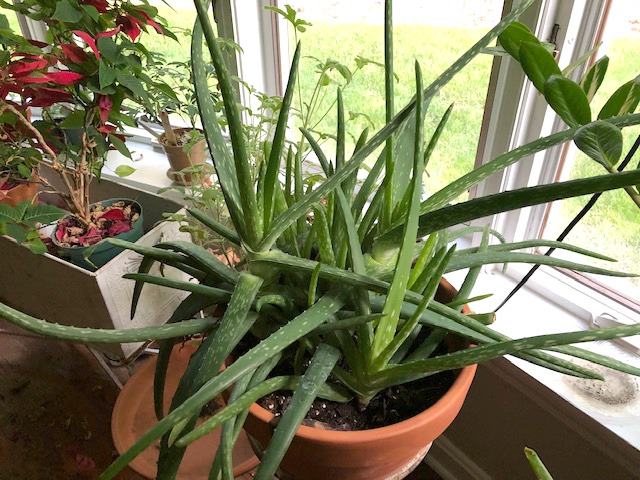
{"left": 242, "top": 279, "right": 476, "bottom": 480}
{"left": 159, "top": 128, "right": 208, "bottom": 185}
{"left": 0, "top": 174, "right": 39, "bottom": 208}
{"left": 111, "top": 342, "right": 259, "bottom": 479}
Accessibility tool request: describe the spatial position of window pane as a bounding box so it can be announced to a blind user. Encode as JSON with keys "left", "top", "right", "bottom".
{"left": 541, "top": 0, "right": 640, "bottom": 303}
{"left": 282, "top": 0, "right": 503, "bottom": 201}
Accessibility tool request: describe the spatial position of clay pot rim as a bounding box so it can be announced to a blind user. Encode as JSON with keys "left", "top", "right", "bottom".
{"left": 158, "top": 127, "right": 205, "bottom": 147}
{"left": 248, "top": 362, "right": 477, "bottom": 444}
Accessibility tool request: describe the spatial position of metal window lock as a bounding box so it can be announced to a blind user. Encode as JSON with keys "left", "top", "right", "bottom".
{"left": 590, "top": 313, "right": 640, "bottom": 356}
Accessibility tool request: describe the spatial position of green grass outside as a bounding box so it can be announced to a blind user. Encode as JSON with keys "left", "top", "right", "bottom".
{"left": 122, "top": 8, "right": 640, "bottom": 286}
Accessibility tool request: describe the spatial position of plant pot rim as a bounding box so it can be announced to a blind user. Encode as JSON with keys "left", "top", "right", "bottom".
{"left": 158, "top": 127, "right": 205, "bottom": 147}
{"left": 248, "top": 362, "right": 477, "bottom": 444}
{"left": 51, "top": 197, "right": 142, "bottom": 248}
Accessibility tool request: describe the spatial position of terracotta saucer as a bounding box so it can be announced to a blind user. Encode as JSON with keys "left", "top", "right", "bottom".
{"left": 111, "top": 342, "right": 259, "bottom": 479}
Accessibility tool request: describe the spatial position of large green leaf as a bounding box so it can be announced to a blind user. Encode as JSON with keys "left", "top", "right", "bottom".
{"left": 574, "top": 121, "right": 623, "bottom": 168}
{"left": 519, "top": 41, "right": 561, "bottom": 93}
{"left": 543, "top": 75, "right": 591, "bottom": 127}
{"left": 598, "top": 76, "right": 640, "bottom": 120}
{"left": 497, "top": 21, "right": 540, "bottom": 61}
{"left": 580, "top": 56, "right": 609, "bottom": 102}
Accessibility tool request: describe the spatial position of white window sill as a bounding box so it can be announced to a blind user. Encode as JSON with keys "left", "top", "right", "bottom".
{"left": 445, "top": 267, "right": 640, "bottom": 452}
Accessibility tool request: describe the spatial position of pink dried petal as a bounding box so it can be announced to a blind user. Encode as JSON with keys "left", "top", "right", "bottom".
{"left": 99, "top": 208, "right": 126, "bottom": 221}
{"left": 55, "top": 224, "right": 67, "bottom": 243}
{"left": 107, "top": 221, "right": 132, "bottom": 237}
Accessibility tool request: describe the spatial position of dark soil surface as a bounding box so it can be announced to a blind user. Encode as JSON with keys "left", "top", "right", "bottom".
{"left": 258, "top": 370, "right": 455, "bottom": 431}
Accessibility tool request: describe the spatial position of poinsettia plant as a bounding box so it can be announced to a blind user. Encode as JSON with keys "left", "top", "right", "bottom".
{"left": 0, "top": 0, "right": 176, "bottom": 227}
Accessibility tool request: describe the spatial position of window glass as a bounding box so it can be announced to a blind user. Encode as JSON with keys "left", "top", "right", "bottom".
{"left": 281, "top": 0, "right": 504, "bottom": 200}
{"left": 540, "top": 0, "right": 640, "bottom": 304}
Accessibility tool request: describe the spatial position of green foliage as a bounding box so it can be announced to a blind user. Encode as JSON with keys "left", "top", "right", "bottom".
{"left": 2, "top": 2, "right": 640, "bottom": 478}
{"left": 0, "top": 201, "right": 66, "bottom": 253}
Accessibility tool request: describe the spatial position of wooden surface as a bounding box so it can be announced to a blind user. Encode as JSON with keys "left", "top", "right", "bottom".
{"left": 0, "top": 320, "right": 440, "bottom": 479}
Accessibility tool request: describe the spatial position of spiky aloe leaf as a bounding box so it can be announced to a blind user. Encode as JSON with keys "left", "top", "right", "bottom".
{"left": 157, "top": 273, "right": 262, "bottom": 478}
{"left": 0, "top": 302, "right": 217, "bottom": 344}
{"left": 98, "top": 291, "right": 345, "bottom": 479}
{"left": 255, "top": 344, "right": 339, "bottom": 480}
{"left": 194, "top": 0, "right": 261, "bottom": 247}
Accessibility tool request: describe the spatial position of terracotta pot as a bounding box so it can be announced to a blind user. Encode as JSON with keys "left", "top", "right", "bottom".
{"left": 158, "top": 128, "right": 208, "bottom": 185}
{"left": 111, "top": 341, "right": 259, "bottom": 479}
{"left": 242, "top": 279, "right": 476, "bottom": 480}
{"left": 0, "top": 174, "right": 39, "bottom": 208}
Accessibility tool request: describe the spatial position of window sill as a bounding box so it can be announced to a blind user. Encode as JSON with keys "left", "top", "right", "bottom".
{"left": 445, "top": 267, "right": 640, "bottom": 452}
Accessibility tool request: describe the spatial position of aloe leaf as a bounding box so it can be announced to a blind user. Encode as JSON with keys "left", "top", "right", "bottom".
{"left": 544, "top": 75, "right": 591, "bottom": 127}
{"left": 123, "top": 273, "right": 233, "bottom": 301}
{"left": 98, "top": 292, "right": 345, "bottom": 479}
{"left": 155, "top": 241, "right": 239, "bottom": 284}
{"left": 563, "top": 42, "right": 602, "bottom": 78}
{"left": 312, "top": 205, "right": 336, "bottom": 266}
{"left": 191, "top": 14, "right": 245, "bottom": 239}
{"left": 408, "top": 233, "right": 439, "bottom": 289}
{"left": 458, "top": 239, "right": 617, "bottom": 261}
{"left": 574, "top": 120, "right": 623, "bottom": 168}
{"left": 377, "top": 166, "right": 640, "bottom": 249}
{"left": 187, "top": 208, "right": 241, "bottom": 245}
{"left": 382, "top": 0, "right": 395, "bottom": 229}
{"left": 375, "top": 323, "right": 640, "bottom": 382}
{"left": 519, "top": 41, "right": 561, "bottom": 93}
{"left": 549, "top": 344, "right": 640, "bottom": 377}
{"left": 194, "top": 0, "right": 260, "bottom": 246}
{"left": 256, "top": 344, "right": 340, "bottom": 480}
{"left": 598, "top": 76, "right": 640, "bottom": 120}
{"left": 264, "top": 43, "right": 301, "bottom": 231}
{"left": 580, "top": 55, "right": 609, "bottom": 102}
{"left": 371, "top": 62, "right": 426, "bottom": 360}
{"left": 157, "top": 273, "right": 263, "bottom": 477}
{"left": 445, "top": 251, "right": 633, "bottom": 277}
{"left": 524, "top": 447, "right": 554, "bottom": 480}
{"left": 0, "top": 301, "right": 218, "bottom": 344}
{"left": 154, "top": 295, "right": 216, "bottom": 420}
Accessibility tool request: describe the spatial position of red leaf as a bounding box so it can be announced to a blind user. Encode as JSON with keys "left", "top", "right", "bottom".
{"left": 45, "top": 71, "right": 85, "bottom": 85}
{"left": 72, "top": 31, "right": 100, "bottom": 59}
{"left": 116, "top": 15, "right": 141, "bottom": 41}
{"left": 108, "top": 221, "right": 132, "bottom": 237}
{"left": 22, "top": 87, "right": 73, "bottom": 108}
{"left": 77, "top": 228, "right": 102, "bottom": 246}
{"left": 55, "top": 224, "right": 66, "bottom": 243}
{"left": 98, "top": 95, "right": 112, "bottom": 124}
{"left": 79, "top": 0, "right": 109, "bottom": 13}
{"left": 8, "top": 58, "right": 48, "bottom": 77}
{"left": 139, "top": 11, "right": 164, "bottom": 35}
{"left": 99, "top": 208, "right": 126, "bottom": 221}
{"left": 96, "top": 26, "right": 121, "bottom": 39}
{"left": 27, "top": 39, "right": 49, "bottom": 48}
{"left": 97, "top": 124, "right": 116, "bottom": 135}
{"left": 60, "top": 44, "right": 89, "bottom": 64}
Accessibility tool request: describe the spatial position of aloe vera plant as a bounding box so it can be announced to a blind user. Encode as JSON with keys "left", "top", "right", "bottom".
{"left": 2, "top": 1, "right": 640, "bottom": 478}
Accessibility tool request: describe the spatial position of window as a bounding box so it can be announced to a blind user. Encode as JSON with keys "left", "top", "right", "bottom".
{"left": 483, "top": 0, "right": 640, "bottom": 324}
{"left": 275, "top": 0, "right": 506, "bottom": 200}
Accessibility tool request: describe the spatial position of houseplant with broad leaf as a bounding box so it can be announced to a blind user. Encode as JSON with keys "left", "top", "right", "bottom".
{"left": 0, "top": 1, "right": 176, "bottom": 267}
{"left": 2, "top": 0, "right": 640, "bottom": 478}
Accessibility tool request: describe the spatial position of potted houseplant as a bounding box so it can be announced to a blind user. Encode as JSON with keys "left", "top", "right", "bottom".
{"left": 137, "top": 55, "right": 226, "bottom": 186}
{"left": 2, "top": 0, "right": 640, "bottom": 478}
{"left": 0, "top": 1, "right": 176, "bottom": 268}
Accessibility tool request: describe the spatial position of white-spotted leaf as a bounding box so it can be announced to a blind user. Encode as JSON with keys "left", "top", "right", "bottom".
{"left": 574, "top": 121, "right": 623, "bottom": 168}
{"left": 544, "top": 75, "right": 591, "bottom": 127}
